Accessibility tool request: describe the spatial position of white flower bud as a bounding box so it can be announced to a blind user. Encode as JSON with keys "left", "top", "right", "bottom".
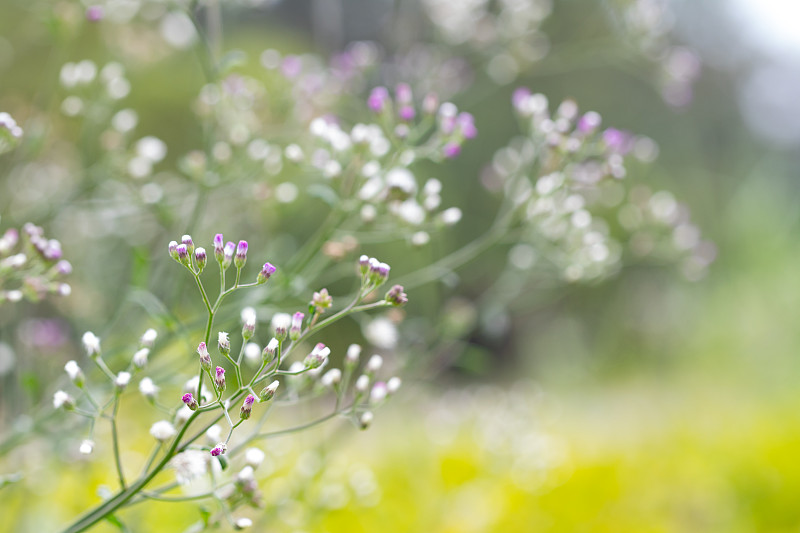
{"left": 79, "top": 440, "right": 94, "bottom": 455}
{"left": 150, "top": 420, "right": 177, "bottom": 441}
{"left": 132, "top": 348, "right": 149, "bottom": 369}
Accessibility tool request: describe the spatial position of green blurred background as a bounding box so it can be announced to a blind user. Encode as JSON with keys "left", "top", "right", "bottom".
{"left": 3, "top": 0, "right": 800, "bottom": 531}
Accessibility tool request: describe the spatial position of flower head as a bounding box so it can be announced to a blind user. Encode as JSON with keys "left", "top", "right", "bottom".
{"left": 115, "top": 371, "right": 131, "bottom": 390}
{"left": 82, "top": 331, "right": 101, "bottom": 357}
{"left": 240, "top": 394, "right": 256, "bottom": 420}
{"left": 263, "top": 338, "right": 279, "bottom": 364}
{"left": 132, "top": 348, "right": 149, "bottom": 369}
{"left": 53, "top": 390, "right": 75, "bottom": 410}
{"left": 234, "top": 240, "right": 248, "bottom": 269}
{"left": 311, "top": 288, "right": 333, "bottom": 314}
{"left": 197, "top": 342, "right": 212, "bottom": 370}
{"left": 182, "top": 393, "right": 199, "bottom": 411}
{"left": 214, "top": 366, "right": 226, "bottom": 392}
{"left": 140, "top": 328, "right": 158, "bottom": 348}
{"left": 64, "top": 360, "right": 84, "bottom": 387}
{"left": 257, "top": 262, "right": 276, "bottom": 284}
{"left": 271, "top": 313, "right": 291, "bottom": 340}
{"left": 181, "top": 235, "right": 195, "bottom": 255}
{"left": 218, "top": 331, "right": 230, "bottom": 356}
{"left": 139, "top": 377, "right": 159, "bottom": 400}
{"left": 289, "top": 312, "right": 304, "bottom": 341}
{"left": 259, "top": 380, "right": 279, "bottom": 402}
{"left": 195, "top": 247, "right": 207, "bottom": 273}
{"left": 150, "top": 420, "right": 177, "bottom": 441}
{"left": 304, "top": 343, "right": 330, "bottom": 369}
{"left": 210, "top": 442, "right": 227, "bottom": 457}
{"left": 213, "top": 234, "right": 225, "bottom": 264}
{"left": 368, "top": 86, "right": 390, "bottom": 113}
{"left": 385, "top": 285, "right": 408, "bottom": 306}
{"left": 79, "top": 439, "right": 94, "bottom": 455}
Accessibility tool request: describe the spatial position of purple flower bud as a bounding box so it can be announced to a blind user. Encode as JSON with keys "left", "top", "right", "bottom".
{"left": 214, "top": 366, "right": 226, "bottom": 392}
{"left": 86, "top": 5, "right": 103, "bottom": 21}
{"left": 43, "top": 240, "right": 62, "bottom": 261}
{"left": 398, "top": 105, "right": 416, "bottom": 121}
{"left": 257, "top": 262, "right": 276, "bottom": 284}
{"left": 370, "top": 381, "right": 388, "bottom": 403}
{"left": 223, "top": 242, "right": 235, "bottom": 270}
{"left": 168, "top": 241, "right": 179, "bottom": 260}
{"left": 395, "top": 83, "right": 413, "bottom": 104}
{"left": 368, "top": 86, "right": 390, "bottom": 113}
{"left": 195, "top": 247, "right": 207, "bottom": 273}
{"left": 197, "top": 342, "right": 212, "bottom": 370}
{"left": 54, "top": 260, "right": 72, "bottom": 275}
{"left": 512, "top": 87, "right": 532, "bottom": 113}
{"left": 182, "top": 393, "right": 199, "bottom": 411}
{"left": 240, "top": 394, "right": 256, "bottom": 420}
{"left": 385, "top": 285, "right": 408, "bottom": 306}
{"left": 577, "top": 111, "right": 602, "bottom": 134}
{"left": 181, "top": 235, "right": 195, "bottom": 255}
{"left": 210, "top": 442, "right": 227, "bottom": 456}
{"left": 304, "top": 343, "right": 330, "bottom": 369}
{"left": 234, "top": 240, "right": 248, "bottom": 269}
{"left": 368, "top": 258, "right": 391, "bottom": 285}
{"left": 422, "top": 92, "right": 439, "bottom": 115}
{"left": 259, "top": 380, "right": 279, "bottom": 402}
{"left": 213, "top": 234, "right": 224, "bottom": 264}
{"left": 457, "top": 113, "right": 477, "bottom": 139}
{"left": 176, "top": 244, "right": 190, "bottom": 266}
{"left": 442, "top": 142, "right": 461, "bottom": 159}
{"left": 602, "top": 128, "right": 630, "bottom": 153}
{"left": 358, "top": 255, "right": 370, "bottom": 276}
{"left": 289, "top": 312, "right": 304, "bottom": 341}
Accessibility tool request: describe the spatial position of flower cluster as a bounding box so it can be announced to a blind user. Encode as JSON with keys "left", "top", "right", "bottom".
{"left": 0, "top": 111, "right": 23, "bottom": 154}
{"left": 0, "top": 222, "right": 71, "bottom": 303}
{"left": 485, "top": 90, "right": 714, "bottom": 281}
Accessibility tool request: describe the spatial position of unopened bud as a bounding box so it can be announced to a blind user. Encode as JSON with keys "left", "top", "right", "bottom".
{"left": 181, "top": 235, "right": 195, "bottom": 256}
{"left": 182, "top": 393, "right": 199, "bottom": 411}
{"left": 355, "top": 374, "right": 370, "bottom": 393}
{"left": 197, "top": 342, "right": 212, "bottom": 370}
{"left": 358, "top": 255, "right": 369, "bottom": 276}
{"left": 64, "top": 360, "right": 84, "bottom": 387}
{"left": 370, "top": 381, "right": 388, "bottom": 403}
{"left": 359, "top": 411, "right": 373, "bottom": 430}
{"left": 115, "top": 371, "right": 131, "bottom": 390}
{"left": 214, "top": 366, "right": 226, "bottom": 392}
{"left": 132, "top": 348, "right": 149, "bottom": 369}
{"left": 304, "top": 343, "right": 330, "bottom": 369}
{"left": 387, "top": 376, "right": 402, "bottom": 394}
{"left": 223, "top": 241, "right": 235, "bottom": 270}
{"left": 263, "top": 338, "right": 279, "bottom": 364}
{"left": 257, "top": 262, "right": 276, "bottom": 284}
{"left": 140, "top": 328, "right": 157, "bottom": 348}
{"left": 213, "top": 234, "right": 225, "bottom": 264}
{"left": 235, "top": 240, "right": 248, "bottom": 269}
{"left": 168, "top": 241, "right": 179, "bottom": 261}
{"left": 241, "top": 308, "right": 256, "bottom": 341}
{"left": 345, "top": 344, "right": 361, "bottom": 367}
{"left": 240, "top": 394, "right": 255, "bottom": 420}
{"left": 321, "top": 368, "right": 342, "bottom": 388}
{"left": 366, "top": 354, "right": 383, "bottom": 373}
{"left": 195, "top": 247, "right": 207, "bottom": 273}
{"left": 272, "top": 313, "right": 290, "bottom": 340}
{"left": 385, "top": 285, "right": 408, "bottom": 306}
{"left": 259, "top": 380, "right": 279, "bottom": 402}
{"left": 82, "top": 331, "right": 101, "bottom": 358}
{"left": 176, "top": 244, "right": 190, "bottom": 266}
{"left": 53, "top": 390, "right": 75, "bottom": 410}
{"left": 289, "top": 312, "right": 303, "bottom": 341}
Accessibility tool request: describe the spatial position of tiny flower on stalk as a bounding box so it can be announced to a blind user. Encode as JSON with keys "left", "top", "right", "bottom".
{"left": 214, "top": 366, "right": 226, "bottom": 393}
{"left": 355, "top": 374, "right": 370, "bottom": 393}
{"left": 321, "top": 368, "right": 342, "bottom": 388}
{"left": 244, "top": 447, "right": 265, "bottom": 468}
{"left": 359, "top": 411, "right": 373, "bottom": 430}
{"left": 140, "top": 328, "right": 157, "bottom": 348}
{"left": 64, "top": 360, "right": 84, "bottom": 387}
{"left": 222, "top": 241, "right": 235, "bottom": 270}
{"left": 82, "top": 331, "right": 100, "bottom": 358}
{"left": 385, "top": 285, "right": 408, "bottom": 306}
{"left": 139, "top": 377, "right": 158, "bottom": 401}
{"left": 259, "top": 380, "right": 279, "bottom": 402}
{"left": 53, "top": 390, "right": 75, "bottom": 410}
{"left": 235, "top": 240, "right": 248, "bottom": 269}
{"left": 79, "top": 439, "right": 94, "bottom": 455}
{"left": 304, "top": 343, "right": 330, "bottom": 369}
{"left": 240, "top": 394, "right": 256, "bottom": 420}
{"left": 115, "top": 371, "right": 131, "bottom": 390}
{"left": 366, "top": 354, "right": 383, "bottom": 373}
{"left": 241, "top": 307, "right": 256, "bottom": 341}
{"left": 387, "top": 376, "right": 402, "bottom": 395}
{"left": 346, "top": 344, "right": 361, "bottom": 367}
{"left": 256, "top": 262, "right": 276, "bottom": 284}
{"left": 370, "top": 381, "right": 388, "bottom": 404}
{"left": 150, "top": 420, "right": 177, "bottom": 441}
{"left": 218, "top": 331, "right": 230, "bottom": 356}
{"left": 263, "top": 338, "right": 279, "bottom": 364}
{"left": 272, "top": 313, "right": 290, "bottom": 340}
{"left": 168, "top": 241, "right": 179, "bottom": 261}
{"left": 194, "top": 247, "right": 207, "bottom": 273}
{"left": 181, "top": 235, "right": 195, "bottom": 255}
{"left": 132, "top": 348, "right": 149, "bottom": 369}
{"left": 197, "top": 342, "right": 212, "bottom": 370}
{"left": 311, "top": 288, "right": 332, "bottom": 314}
{"left": 176, "top": 244, "right": 190, "bottom": 267}
{"left": 210, "top": 442, "right": 227, "bottom": 456}
{"left": 182, "top": 393, "right": 199, "bottom": 411}
{"left": 234, "top": 518, "right": 252, "bottom": 530}
{"left": 358, "top": 255, "right": 370, "bottom": 276}
{"left": 289, "top": 312, "right": 303, "bottom": 341}
{"left": 368, "top": 86, "right": 390, "bottom": 113}
{"left": 213, "top": 233, "right": 225, "bottom": 264}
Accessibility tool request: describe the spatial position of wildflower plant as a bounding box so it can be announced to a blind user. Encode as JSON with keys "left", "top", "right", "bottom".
{"left": 0, "top": 221, "right": 71, "bottom": 303}
{"left": 54, "top": 235, "right": 404, "bottom": 532}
